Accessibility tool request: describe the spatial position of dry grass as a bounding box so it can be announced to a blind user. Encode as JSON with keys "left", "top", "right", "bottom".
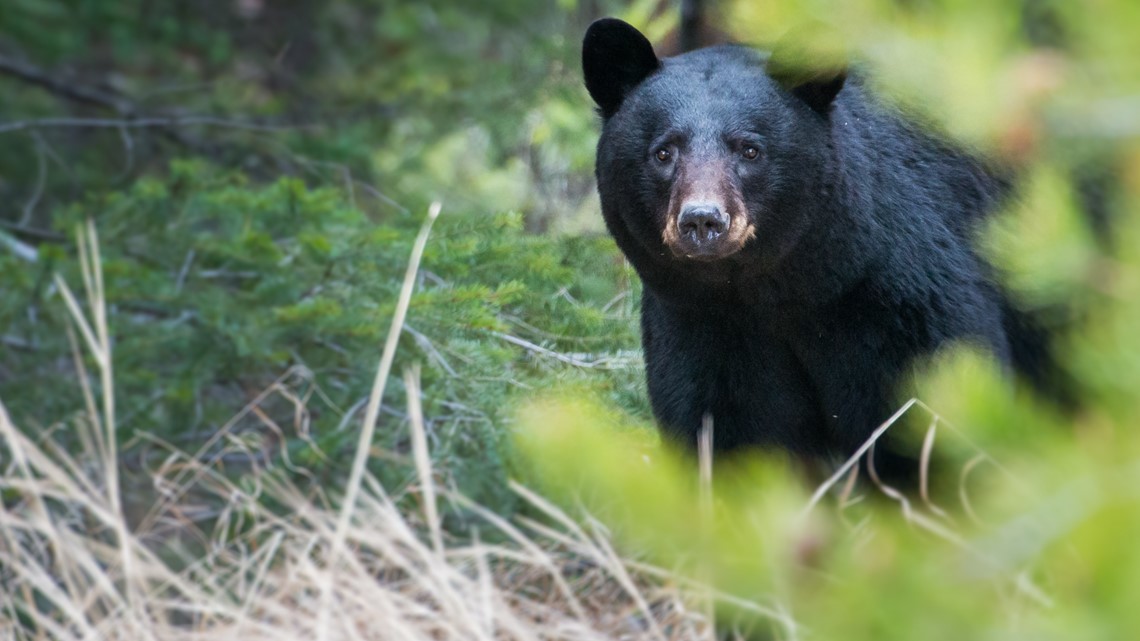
{"left": 0, "top": 394, "right": 729, "bottom": 641}
{"left": 0, "top": 214, "right": 750, "bottom": 641}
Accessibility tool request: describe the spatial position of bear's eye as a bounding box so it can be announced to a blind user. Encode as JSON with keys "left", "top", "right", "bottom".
{"left": 741, "top": 145, "right": 760, "bottom": 160}
{"left": 654, "top": 147, "right": 673, "bottom": 163}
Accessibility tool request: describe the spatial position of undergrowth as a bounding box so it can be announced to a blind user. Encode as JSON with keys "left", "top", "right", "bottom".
{"left": 0, "top": 160, "right": 646, "bottom": 521}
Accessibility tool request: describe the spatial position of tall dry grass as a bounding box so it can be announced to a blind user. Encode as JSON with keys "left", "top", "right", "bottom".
{"left": 0, "top": 213, "right": 764, "bottom": 641}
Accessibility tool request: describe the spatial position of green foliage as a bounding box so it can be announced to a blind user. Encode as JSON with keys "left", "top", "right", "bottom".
{"left": 985, "top": 164, "right": 1100, "bottom": 310}
{"left": 1, "top": 0, "right": 636, "bottom": 521}
{"left": 512, "top": 0, "right": 1140, "bottom": 638}
{"left": 518, "top": 291, "right": 1140, "bottom": 637}
{"left": 727, "top": 0, "right": 1140, "bottom": 148}
{"left": 1, "top": 160, "right": 643, "bottom": 516}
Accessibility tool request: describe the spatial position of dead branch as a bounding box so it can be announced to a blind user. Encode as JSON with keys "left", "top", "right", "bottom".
{"left": 0, "top": 220, "right": 66, "bottom": 242}
{"left": 0, "top": 53, "right": 134, "bottom": 114}
{"left": 0, "top": 115, "right": 309, "bottom": 135}
{"left": 0, "top": 50, "right": 307, "bottom": 164}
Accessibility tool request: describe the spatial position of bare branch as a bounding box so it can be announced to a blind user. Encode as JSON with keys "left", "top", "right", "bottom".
{"left": 0, "top": 220, "right": 66, "bottom": 243}
{"left": 113, "top": 124, "right": 136, "bottom": 181}
{"left": 0, "top": 228, "right": 39, "bottom": 262}
{"left": 19, "top": 131, "right": 48, "bottom": 225}
{"left": 174, "top": 249, "right": 196, "bottom": 294}
{"left": 492, "top": 331, "right": 640, "bottom": 369}
{"left": 2, "top": 334, "right": 36, "bottom": 352}
{"left": 0, "top": 51, "right": 311, "bottom": 158}
{"left": 0, "top": 115, "right": 309, "bottom": 135}
{"left": 0, "top": 53, "right": 134, "bottom": 114}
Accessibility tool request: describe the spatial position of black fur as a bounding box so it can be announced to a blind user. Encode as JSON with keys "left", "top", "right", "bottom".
{"left": 583, "top": 19, "right": 1032, "bottom": 472}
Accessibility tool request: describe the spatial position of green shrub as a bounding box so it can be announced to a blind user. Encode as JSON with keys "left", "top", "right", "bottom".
{"left": 1, "top": 159, "right": 645, "bottom": 518}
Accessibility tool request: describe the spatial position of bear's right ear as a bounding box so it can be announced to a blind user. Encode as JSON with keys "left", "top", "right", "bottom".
{"left": 583, "top": 18, "right": 660, "bottom": 118}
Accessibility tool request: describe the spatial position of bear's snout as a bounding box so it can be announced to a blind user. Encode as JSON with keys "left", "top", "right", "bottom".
{"left": 662, "top": 158, "right": 752, "bottom": 261}
{"left": 677, "top": 204, "right": 729, "bottom": 247}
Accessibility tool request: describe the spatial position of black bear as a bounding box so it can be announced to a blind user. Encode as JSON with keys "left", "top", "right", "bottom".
{"left": 582, "top": 18, "right": 1039, "bottom": 474}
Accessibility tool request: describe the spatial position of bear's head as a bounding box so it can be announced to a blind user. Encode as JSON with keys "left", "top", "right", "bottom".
{"left": 583, "top": 18, "right": 846, "bottom": 271}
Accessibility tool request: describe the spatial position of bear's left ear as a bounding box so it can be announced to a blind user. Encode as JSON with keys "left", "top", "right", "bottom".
{"left": 767, "top": 23, "right": 848, "bottom": 117}
{"left": 583, "top": 18, "right": 660, "bottom": 118}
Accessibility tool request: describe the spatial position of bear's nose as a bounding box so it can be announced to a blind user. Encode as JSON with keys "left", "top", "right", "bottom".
{"left": 678, "top": 205, "right": 729, "bottom": 242}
